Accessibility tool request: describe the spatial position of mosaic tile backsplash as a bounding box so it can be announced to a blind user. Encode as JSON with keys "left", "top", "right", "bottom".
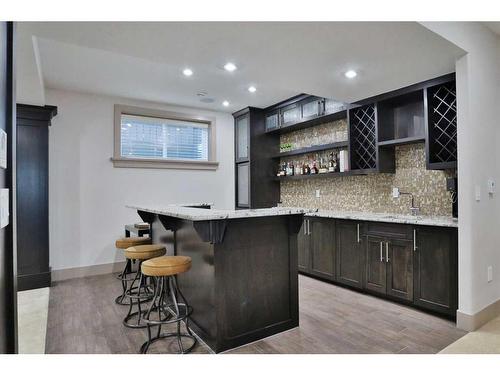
{"left": 279, "top": 120, "right": 455, "bottom": 216}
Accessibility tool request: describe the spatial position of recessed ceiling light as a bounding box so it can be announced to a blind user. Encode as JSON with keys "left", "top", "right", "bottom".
{"left": 345, "top": 70, "right": 357, "bottom": 79}
{"left": 248, "top": 86, "right": 257, "bottom": 93}
{"left": 222, "top": 100, "right": 230, "bottom": 107}
{"left": 224, "top": 62, "right": 237, "bottom": 72}
{"left": 183, "top": 68, "right": 193, "bottom": 76}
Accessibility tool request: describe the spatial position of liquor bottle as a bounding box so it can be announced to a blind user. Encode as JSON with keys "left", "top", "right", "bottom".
{"left": 305, "top": 161, "right": 311, "bottom": 174}
{"left": 289, "top": 160, "right": 295, "bottom": 176}
{"left": 311, "top": 155, "right": 318, "bottom": 174}
{"left": 328, "top": 152, "right": 335, "bottom": 172}
{"left": 334, "top": 152, "right": 340, "bottom": 172}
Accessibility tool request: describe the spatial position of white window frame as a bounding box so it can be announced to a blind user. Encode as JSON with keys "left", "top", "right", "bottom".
{"left": 111, "top": 104, "right": 218, "bottom": 170}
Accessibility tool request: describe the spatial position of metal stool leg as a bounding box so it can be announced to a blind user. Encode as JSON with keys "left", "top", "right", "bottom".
{"left": 140, "top": 275, "right": 196, "bottom": 354}
{"left": 123, "top": 262, "right": 155, "bottom": 329}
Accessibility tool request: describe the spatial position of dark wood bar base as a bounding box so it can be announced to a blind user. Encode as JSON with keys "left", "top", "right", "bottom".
{"left": 148, "top": 212, "right": 302, "bottom": 353}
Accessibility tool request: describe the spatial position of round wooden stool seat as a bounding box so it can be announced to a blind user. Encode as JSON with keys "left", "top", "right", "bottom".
{"left": 141, "top": 256, "right": 192, "bottom": 277}
{"left": 115, "top": 236, "right": 152, "bottom": 249}
{"left": 124, "top": 244, "right": 166, "bottom": 260}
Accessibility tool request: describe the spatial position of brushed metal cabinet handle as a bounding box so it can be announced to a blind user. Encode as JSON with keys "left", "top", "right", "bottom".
{"left": 304, "top": 220, "right": 307, "bottom": 235}
{"left": 386, "top": 242, "right": 389, "bottom": 263}
{"left": 357, "top": 223, "right": 360, "bottom": 243}
{"left": 413, "top": 229, "right": 417, "bottom": 251}
{"left": 308, "top": 220, "right": 311, "bottom": 235}
{"left": 380, "top": 242, "right": 383, "bottom": 262}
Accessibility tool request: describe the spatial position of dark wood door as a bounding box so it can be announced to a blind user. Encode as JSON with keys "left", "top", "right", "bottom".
{"left": 386, "top": 239, "right": 413, "bottom": 301}
{"left": 335, "top": 220, "right": 363, "bottom": 289}
{"left": 0, "top": 22, "right": 16, "bottom": 353}
{"left": 297, "top": 219, "right": 310, "bottom": 273}
{"left": 365, "top": 236, "right": 387, "bottom": 295}
{"left": 414, "top": 227, "right": 458, "bottom": 315}
{"left": 309, "top": 218, "right": 335, "bottom": 280}
{"left": 16, "top": 123, "right": 50, "bottom": 289}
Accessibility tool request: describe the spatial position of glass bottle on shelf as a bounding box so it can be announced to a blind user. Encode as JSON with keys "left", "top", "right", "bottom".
{"left": 328, "top": 152, "right": 335, "bottom": 173}
{"left": 311, "top": 155, "right": 319, "bottom": 175}
{"left": 303, "top": 160, "right": 310, "bottom": 175}
{"left": 289, "top": 160, "right": 295, "bottom": 176}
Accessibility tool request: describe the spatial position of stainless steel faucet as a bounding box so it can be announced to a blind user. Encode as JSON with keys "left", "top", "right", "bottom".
{"left": 399, "top": 191, "right": 420, "bottom": 216}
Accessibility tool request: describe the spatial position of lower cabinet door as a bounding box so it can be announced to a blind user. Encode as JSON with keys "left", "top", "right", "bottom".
{"left": 297, "top": 219, "right": 310, "bottom": 273}
{"left": 365, "top": 236, "right": 387, "bottom": 295}
{"left": 414, "top": 227, "right": 458, "bottom": 315}
{"left": 335, "top": 220, "right": 363, "bottom": 289}
{"left": 310, "top": 218, "right": 335, "bottom": 280}
{"left": 386, "top": 239, "right": 413, "bottom": 301}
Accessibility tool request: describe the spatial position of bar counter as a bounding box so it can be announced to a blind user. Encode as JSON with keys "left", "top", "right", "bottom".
{"left": 128, "top": 204, "right": 310, "bottom": 353}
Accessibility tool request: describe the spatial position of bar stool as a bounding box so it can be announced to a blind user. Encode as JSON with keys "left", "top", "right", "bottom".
{"left": 139, "top": 256, "right": 196, "bottom": 354}
{"left": 114, "top": 236, "right": 152, "bottom": 305}
{"left": 123, "top": 244, "right": 166, "bottom": 328}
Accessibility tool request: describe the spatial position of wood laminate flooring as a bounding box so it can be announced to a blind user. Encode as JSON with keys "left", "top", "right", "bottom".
{"left": 45, "top": 274, "right": 466, "bottom": 354}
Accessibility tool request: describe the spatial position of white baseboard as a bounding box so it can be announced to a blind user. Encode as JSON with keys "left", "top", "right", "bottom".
{"left": 51, "top": 261, "right": 127, "bottom": 282}
{"left": 457, "top": 299, "right": 500, "bottom": 331}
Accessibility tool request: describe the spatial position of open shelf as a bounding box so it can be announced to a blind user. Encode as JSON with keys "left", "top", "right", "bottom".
{"left": 273, "top": 170, "right": 369, "bottom": 181}
{"left": 377, "top": 90, "right": 425, "bottom": 143}
{"left": 378, "top": 136, "right": 425, "bottom": 147}
{"left": 265, "top": 109, "right": 347, "bottom": 135}
{"left": 272, "top": 141, "right": 348, "bottom": 159}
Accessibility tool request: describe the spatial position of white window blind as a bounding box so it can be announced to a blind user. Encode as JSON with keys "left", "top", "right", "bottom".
{"left": 120, "top": 114, "right": 209, "bottom": 161}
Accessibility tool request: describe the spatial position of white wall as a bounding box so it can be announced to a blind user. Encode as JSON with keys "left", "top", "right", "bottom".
{"left": 46, "top": 88, "right": 234, "bottom": 271}
{"left": 422, "top": 23, "right": 500, "bottom": 318}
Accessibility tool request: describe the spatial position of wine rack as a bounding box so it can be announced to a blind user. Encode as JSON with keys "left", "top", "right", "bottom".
{"left": 427, "top": 81, "right": 457, "bottom": 169}
{"left": 349, "top": 104, "right": 377, "bottom": 170}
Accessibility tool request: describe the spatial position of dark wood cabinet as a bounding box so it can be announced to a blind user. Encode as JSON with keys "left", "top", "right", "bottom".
{"left": 386, "top": 239, "right": 413, "bottom": 301}
{"left": 16, "top": 104, "right": 57, "bottom": 291}
{"left": 298, "top": 217, "right": 457, "bottom": 317}
{"left": 414, "top": 226, "right": 458, "bottom": 315}
{"left": 365, "top": 236, "right": 387, "bottom": 295}
{"left": 335, "top": 220, "right": 363, "bottom": 289}
{"left": 297, "top": 217, "right": 335, "bottom": 280}
{"left": 309, "top": 218, "right": 335, "bottom": 280}
{"left": 233, "top": 107, "right": 279, "bottom": 209}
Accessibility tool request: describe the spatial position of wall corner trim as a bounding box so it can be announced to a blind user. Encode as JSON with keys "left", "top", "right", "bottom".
{"left": 456, "top": 299, "right": 500, "bottom": 331}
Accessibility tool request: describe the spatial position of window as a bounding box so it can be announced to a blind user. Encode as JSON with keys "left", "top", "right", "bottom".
{"left": 112, "top": 105, "right": 218, "bottom": 170}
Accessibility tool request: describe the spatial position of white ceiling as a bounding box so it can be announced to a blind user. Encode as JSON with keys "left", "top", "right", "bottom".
{"left": 484, "top": 22, "right": 500, "bottom": 36}
{"left": 17, "top": 22, "right": 465, "bottom": 112}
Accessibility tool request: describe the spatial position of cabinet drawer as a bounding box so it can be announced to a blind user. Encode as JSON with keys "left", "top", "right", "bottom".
{"left": 364, "top": 222, "right": 412, "bottom": 240}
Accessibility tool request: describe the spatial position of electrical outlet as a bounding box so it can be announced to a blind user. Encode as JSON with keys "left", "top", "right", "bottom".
{"left": 488, "top": 266, "right": 493, "bottom": 283}
{"left": 315, "top": 189, "right": 321, "bottom": 198}
{"left": 392, "top": 187, "right": 400, "bottom": 198}
{"left": 475, "top": 185, "right": 481, "bottom": 201}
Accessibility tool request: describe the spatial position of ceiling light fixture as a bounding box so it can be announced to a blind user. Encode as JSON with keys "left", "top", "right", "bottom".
{"left": 183, "top": 68, "right": 193, "bottom": 76}
{"left": 224, "top": 62, "right": 237, "bottom": 72}
{"left": 222, "top": 100, "right": 230, "bottom": 107}
{"left": 248, "top": 86, "right": 257, "bottom": 93}
{"left": 345, "top": 70, "right": 357, "bottom": 79}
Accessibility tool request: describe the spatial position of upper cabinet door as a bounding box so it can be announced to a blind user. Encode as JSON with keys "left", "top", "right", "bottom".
{"left": 300, "top": 98, "right": 322, "bottom": 122}
{"left": 280, "top": 103, "right": 301, "bottom": 127}
{"left": 235, "top": 115, "right": 249, "bottom": 162}
{"left": 236, "top": 162, "right": 250, "bottom": 208}
{"left": 265, "top": 110, "right": 279, "bottom": 132}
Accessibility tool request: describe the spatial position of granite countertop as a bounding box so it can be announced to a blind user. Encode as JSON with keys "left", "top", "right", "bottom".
{"left": 305, "top": 210, "right": 458, "bottom": 228}
{"left": 128, "top": 204, "right": 312, "bottom": 221}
